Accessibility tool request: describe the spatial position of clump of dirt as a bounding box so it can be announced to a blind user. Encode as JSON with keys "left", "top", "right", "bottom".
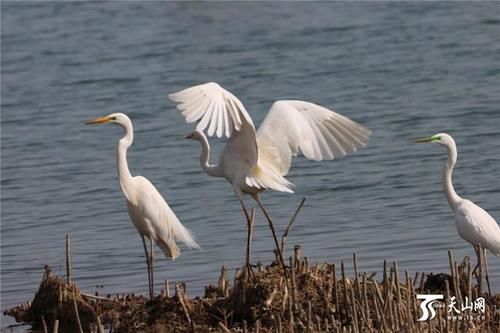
{"left": 5, "top": 266, "right": 95, "bottom": 332}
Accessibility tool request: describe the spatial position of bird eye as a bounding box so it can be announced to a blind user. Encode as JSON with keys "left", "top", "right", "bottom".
{"left": 432, "top": 135, "right": 441, "bottom": 141}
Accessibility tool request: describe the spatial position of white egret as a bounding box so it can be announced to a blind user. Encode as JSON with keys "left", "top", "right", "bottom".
{"left": 169, "top": 82, "right": 371, "bottom": 269}
{"left": 415, "top": 133, "right": 500, "bottom": 294}
{"left": 85, "top": 113, "right": 199, "bottom": 299}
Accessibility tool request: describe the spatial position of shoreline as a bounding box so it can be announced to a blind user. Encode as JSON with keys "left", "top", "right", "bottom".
{"left": 4, "top": 238, "right": 499, "bottom": 333}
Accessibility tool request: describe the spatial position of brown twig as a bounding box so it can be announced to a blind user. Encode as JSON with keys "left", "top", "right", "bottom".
{"left": 52, "top": 319, "right": 59, "bottom": 333}
{"left": 72, "top": 286, "right": 84, "bottom": 333}
{"left": 280, "top": 198, "right": 306, "bottom": 258}
{"left": 176, "top": 283, "right": 194, "bottom": 332}
{"left": 41, "top": 316, "right": 48, "bottom": 333}
{"left": 66, "top": 234, "right": 72, "bottom": 286}
{"left": 218, "top": 322, "right": 232, "bottom": 333}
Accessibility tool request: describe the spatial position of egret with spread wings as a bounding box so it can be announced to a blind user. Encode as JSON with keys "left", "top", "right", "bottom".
{"left": 415, "top": 133, "right": 500, "bottom": 295}
{"left": 170, "top": 82, "right": 371, "bottom": 268}
{"left": 85, "top": 113, "right": 199, "bottom": 299}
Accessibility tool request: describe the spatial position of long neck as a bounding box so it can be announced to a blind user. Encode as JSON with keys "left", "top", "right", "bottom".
{"left": 198, "top": 133, "right": 223, "bottom": 177}
{"left": 442, "top": 141, "right": 461, "bottom": 209}
{"left": 116, "top": 120, "right": 135, "bottom": 200}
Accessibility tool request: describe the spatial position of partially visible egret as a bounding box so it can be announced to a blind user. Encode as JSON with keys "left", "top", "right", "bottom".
{"left": 170, "top": 82, "right": 371, "bottom": 269}
{"left": 415, "top": 133, "right": 500, "bottom": 294}
{"left": 85, "top": 113, "right": 199, "bottom": 299}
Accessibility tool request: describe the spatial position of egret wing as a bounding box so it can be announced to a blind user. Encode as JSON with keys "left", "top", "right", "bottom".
{"left": 169, "top": 82, "right": 255, "bottom": 138}
{"left": 132, "top": 177, "right": 199, "bottom": 259}
{"left": 256, "top": 100, "right": 371, "bottom": 176}
{"left": 457, "top": 200, "right": 500, "bottom": 256}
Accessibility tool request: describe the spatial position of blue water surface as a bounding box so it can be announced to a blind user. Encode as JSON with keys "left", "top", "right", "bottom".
{"left": 2, "top": 2, "right": 500, "bottom": 330}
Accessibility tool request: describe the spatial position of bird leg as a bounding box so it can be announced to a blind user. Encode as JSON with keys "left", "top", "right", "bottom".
{"left": 239, "top": 199, "right": 252, "bottom": 225}
{"left": 483, "top": 246, "right": 492, "bottom": 296}
{"left": 252, "top": 194, "right": 287, "bottom": 273}
{"left": 472, "top": 244, "right": 484, "bottom": 294}
{"left": 472, "top": 245, "right": 480, "bottom": 276}
{"left": 150, "top": 238, "right": 155, "bottom": 299}
{"left": 141, "top": 236, "right": 153, "bottom": 300}
{"left": 240, "top": 200, "right": 255, "bottom": 280}
{"left": 246, "top": 208, "right": 256, "bottom": 281}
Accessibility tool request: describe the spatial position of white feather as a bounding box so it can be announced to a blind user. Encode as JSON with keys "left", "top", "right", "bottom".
{"left": 170, "top": 83, "right": 371, "bottom": 194}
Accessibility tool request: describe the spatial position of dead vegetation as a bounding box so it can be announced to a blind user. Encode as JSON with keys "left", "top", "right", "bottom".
{"left": 4, "top": 240, "right": 499, "bottom": 333}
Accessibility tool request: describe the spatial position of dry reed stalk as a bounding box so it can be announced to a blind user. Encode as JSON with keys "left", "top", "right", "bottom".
{"left": 52, "top": 320, "right": 59, "bottom": 333}
{"left": 255, "top": 320, "right": 261, "bottom": 333}
{"left": 42, "top": 316, "right": 48, "bottom": 333}
{"left": 437, "top": 306, "right": 444, "bottom": 333}
{"left": 280, "top": 198, "right": 306, "bottom": 258}
{"left": 176, "top": 283, "right": 194, "bottom": 332}
{"left": 66, "top": 234, "right": 72, "bottom": 286}
{"left": 72, "top": 286, "right": 84, "bottom": 333}
{"left": 362, "top": 274, "right": 369, "bottom": 322}
{"left": 332, "top": 264, "right": 339, "bottom": 315}
{"left": 349, "top": 287, "right": 359, "bottom": 333}
{"left": 467, "top": 260, "right": 472, "bottom": 302}
{"left": 293, "top": 245, "right": 301, "bottom": 269}
{"left": 444, "top": 279, "right": 450, "bottom": 332}
{"left": 277, "top": 315, "right": 283, "bottom": 333}
{"left": 405, "top": 270, "right": 414, "bottom": 332}
{"left": 353, "top": 253, "right": 361, "bottom": 301}
{"left": 374, "top": 288, "right": 387, "bottom": 331}
{"left": 306, "top": 301, "right": 312, "bottom": 332}
{"left": 393, "top": 262, "right": 402, "bottom": 305}
{"left": 218, "top": 322, "right": 232, "bottom": 333}
{"left": 289, "top": 257, "right": 297, "bottom": 311}
{"left": 341, "top": 260, "right": 348, "bottom": 311}
{"left": 58, "top": 285, "right": 62, "bottom": 305}
{"left": 386, "top": 281, "right": 394, "bottom": 330}
{"left": 410, "top": 278, "right": 421, "bottom": 333}
{"left": 454, "top": 261, "right": 462, "bottom": 301}
{"left": 279, "top": 278, "right": 288, "bottom": 315}
{"left": 219, "top": 266, "right": 227, "bottom": 296}
{"left": 448, "top": 251, "right": 456, "bottom": 293}
{"left": 383, "top": 260, "right": 388, "bottom": 296}
{"left": 418, "top": 271, "right": 425, "bottom": 292}
{"left": 165, "top": 279, "right": 170, "bottom": 298}
{"left": 287, "top": 297, "right": 294, "bottom": 333}
{"left": 392, "top": 286, "right": 400, "bottom": 332}
{"left": 96, "top": 315, "right": 104, "bottom": 333}
{"left": 81, "top": 292, "right": 118, "bottom": 303}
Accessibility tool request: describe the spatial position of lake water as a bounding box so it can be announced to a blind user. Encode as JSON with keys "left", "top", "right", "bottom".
{"left": 2, "top": 2, "right": 500, "bottom": 330}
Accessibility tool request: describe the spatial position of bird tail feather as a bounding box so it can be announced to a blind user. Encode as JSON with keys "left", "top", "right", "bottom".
{"left": 157, "top": 212, "right": 200, "bottom": 260}
{"left": 157, "top": 239, "right": 181, "bottom": 260}
{"left": 173, "top": 220, "right": 200, "bottom": 250}
{"left": 246, "top": 162, "right": 294, "bottom": 193}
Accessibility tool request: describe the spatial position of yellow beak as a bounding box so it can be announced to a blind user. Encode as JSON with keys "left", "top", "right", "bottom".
{"left": 85, "top": 116, "right": 112, "bottom": 125}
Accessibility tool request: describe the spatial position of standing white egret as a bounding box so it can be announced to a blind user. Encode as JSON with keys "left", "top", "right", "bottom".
{"left": 169, "top": 82, "right": 371, "bottom": 269}
{"left": 85, "top": 113, "right": 199, "bottom": 299}
{"left": 415, "top": 133, "right": 500, "bottom": 294}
